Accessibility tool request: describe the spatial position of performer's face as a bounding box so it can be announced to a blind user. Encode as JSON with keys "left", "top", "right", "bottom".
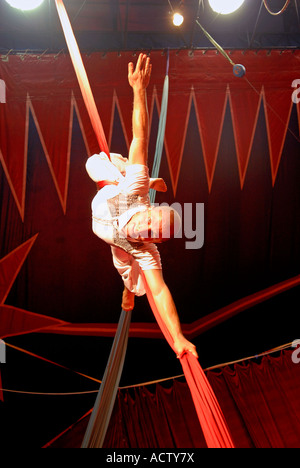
{"left": 125, "top": 208, "right": 174, "bottom": 243}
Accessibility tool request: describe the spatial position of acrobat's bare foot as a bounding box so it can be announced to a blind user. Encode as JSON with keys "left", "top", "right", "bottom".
{"left": 173, "top": 335, "right": 198, "bottom": 359}
{"left": 149, "top": 178, "right": 167, "bottom": 192}
{"left": 121, "top": 286, "right": 135, "bottom": 311}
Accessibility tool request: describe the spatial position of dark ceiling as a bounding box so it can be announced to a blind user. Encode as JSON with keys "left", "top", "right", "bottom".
{"left": 0, "top": 0, "right": 300, "bottom": 54}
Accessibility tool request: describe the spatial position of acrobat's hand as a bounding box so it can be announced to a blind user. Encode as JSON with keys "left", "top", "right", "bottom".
{"left": 149, "top": 178, "right": 167, "bottom": 192}
{"left": 128, "top": 53, "right": 152, "bottom": 90}
{"left": 174, "top": 335, "right": 198, "bottom": 360}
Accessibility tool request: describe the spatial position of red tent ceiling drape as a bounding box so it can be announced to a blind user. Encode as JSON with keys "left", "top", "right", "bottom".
{"left": 0, "top": 49, "right": 299, "bottom": 446}
{"left": 0, "top": 50, "right": 299, "bottom": 220}
{"left": 0, "top": 49, "right": 299, "bottom": 339}
{"left": 1, "top": 49, "right": 300, "bottom": 336}
{"left": 45, "top": 349, "right": 300, "bottom": 449}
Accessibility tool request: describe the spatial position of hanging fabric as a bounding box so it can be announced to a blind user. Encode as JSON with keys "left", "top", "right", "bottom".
{"left": 141, "top": 272, "right": 235, "bottom": 448}
{"left": 81, "top": 53, "right": 171, "bottom": 448}
{"left": 54, "top": 0, "right": 235, "bottom": 448}
{"left": 54, "top": 0, "right": 110, "bottom": 157}
{"left": 81, "top": 309, "right": 132, "bottom": 448}
{"left": 150, "top": 52, "right": 169, "bottom": 204}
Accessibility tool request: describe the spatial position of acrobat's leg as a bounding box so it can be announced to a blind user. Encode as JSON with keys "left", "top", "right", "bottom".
{"left": 142, "top": 269, "right": 198, "bottom": 359}
{"left": 121, "top": 286, "right": 135, "bottom": 311}
{"left": 111, "top": 245, "right": 145, "bottom": 307}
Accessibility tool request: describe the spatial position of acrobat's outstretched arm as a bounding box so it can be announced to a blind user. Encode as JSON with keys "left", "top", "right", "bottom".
{"left": 142, "top": 269, "right": 198, "bottom": 359}
{"left": 128, "top": 53, "right": 151, "bottom": 166}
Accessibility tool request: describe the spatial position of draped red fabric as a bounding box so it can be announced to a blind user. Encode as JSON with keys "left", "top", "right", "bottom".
{"left": 1, "top": 51, "right": 299, "bottom": 220}
{"left": 54, "top": 0, "right": 110, "bottom": 159}
{"left": 44, "top": 350, "right": 300, "bottom": 449}
{"left": 180, "top": 355, "right": 235, "bottom": 448}
{"left": 207, "top": 351, "right": 300, "bottom": 448}
{"left": 141, "top": 272, "right": 235, "bottom": 448}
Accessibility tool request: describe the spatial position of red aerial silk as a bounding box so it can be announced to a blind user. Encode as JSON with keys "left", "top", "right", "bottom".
{"left": 141, "top": 272, "right": 235, "bottom": 448}
{"left": 54, "top": 0, "right": 235, "bottom": 448}
{"left": 54, "top": 0, "right": 110, "bottom": 158}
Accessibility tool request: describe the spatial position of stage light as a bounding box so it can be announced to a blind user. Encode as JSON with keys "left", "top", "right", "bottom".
{"left": 5, "top": 0, "right": 45, "bottom": 11}
{"left": 173, "top": 12, "right": 184, "bottom": 26}
{"left": 208, "top": 0, "right": 245, "bottom": 15}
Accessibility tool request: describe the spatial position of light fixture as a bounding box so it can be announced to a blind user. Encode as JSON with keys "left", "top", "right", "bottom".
{"left": 169, "top": 0, "right": 184, "bottom": 27}
{"left": 5, "top": 0, "right": 45, "bottom": 11}
{"left": 173, "top": 12, "right": 184, "bottom": 26}
{"left": 208, "top": 0, "right": 245, "bottom": 15}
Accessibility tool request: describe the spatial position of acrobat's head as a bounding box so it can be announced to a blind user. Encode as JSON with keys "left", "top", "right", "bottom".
{"left": 123, "top": 206, "right": 181, "bottom": 243}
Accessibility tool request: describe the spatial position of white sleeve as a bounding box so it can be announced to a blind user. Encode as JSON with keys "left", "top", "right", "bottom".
{"left": 85, "top": 152, "right": 123, "bottom": 183}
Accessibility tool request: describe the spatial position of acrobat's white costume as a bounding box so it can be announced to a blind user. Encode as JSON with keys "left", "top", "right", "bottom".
{"left": 86, "top": 152, "right": 162, "bottom": 296}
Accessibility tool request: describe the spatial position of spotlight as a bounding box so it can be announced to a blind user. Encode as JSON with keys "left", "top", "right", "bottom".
{"left": 208, "top": 0, "right": 245, "bottom": 15}
{"left": 5, "top": 0, "right": 45, "bottom": 11}
{"left": 173, "top": 12, "right": 184, "bottom": 27}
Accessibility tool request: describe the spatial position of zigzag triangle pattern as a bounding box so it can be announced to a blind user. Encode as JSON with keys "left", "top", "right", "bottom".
{"left": 193, "top": 85, "right": 228, "bottom": 192}
{"left": 29, "top": 95, "right": 73, "bottom": 214}
{"left": 0, "top": 235, "right": 68, "bottom": 339}
{"left": 229, "top": 85, "right": 262, "bottom": 189}
{"left": 0, "top": 234, "right": 38, "bottom": 305}
{"left": 0, "top": 50, "right": 299, "bottom": 219}
{"left": 263, "top": 86, "right": 294, "bottom": 185}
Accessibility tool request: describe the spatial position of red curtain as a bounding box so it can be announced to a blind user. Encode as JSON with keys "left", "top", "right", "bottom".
{"left": 44, "top": 350, "right": 300, "bottom": 448}
{"left": 0, "top": 49, "right": 299, "bottom": 339}
{"left": 1, "top": 50, "right": 299, "bottom": 220}
{"left": 1, "top": 49, "right": 299, "bottom": 449}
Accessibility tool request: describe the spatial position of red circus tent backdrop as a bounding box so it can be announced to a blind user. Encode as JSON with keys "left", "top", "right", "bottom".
{"left": 0, "top": 49, "right": 299, "bottom": 331}
{"left": 1, "top": 50, "right": 299, "bottom": 220}
{"left": 0, "top": 49, "right": 300, "bottom": 448}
